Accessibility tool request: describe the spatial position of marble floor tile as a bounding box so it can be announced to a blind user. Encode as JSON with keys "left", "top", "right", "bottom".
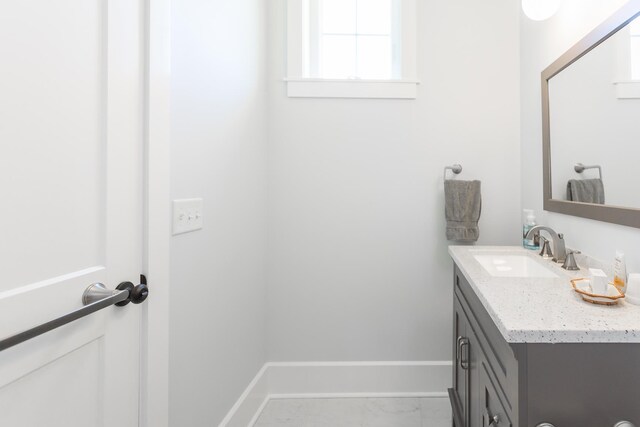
{"left": 306, "top": 398, "right": 365, "bottom": 427}
{"left": 361, "top": 398, "right": 422, "bottom": 427}
{"left": 420, "top": 398, "right": 451, "bottom": 427}
{"left": 254, "top": 399, "right": 308, "bottom": 427}
{"left": 253, "top": 397, "right": 452, "bottom": 427}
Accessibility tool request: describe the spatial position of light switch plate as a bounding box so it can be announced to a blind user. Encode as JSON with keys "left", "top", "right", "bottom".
{"left": 172, "top": 198, "right": 204, "bottom": 235}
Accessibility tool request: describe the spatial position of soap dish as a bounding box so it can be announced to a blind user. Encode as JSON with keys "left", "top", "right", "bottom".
{"left": 571, "top": 278, "right": 625, "bottom": 306}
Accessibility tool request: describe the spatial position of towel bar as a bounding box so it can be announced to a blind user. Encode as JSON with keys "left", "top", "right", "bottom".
{"left": 444, "top": 164, "right": 463, "bottom": 180}
{"left": 574, "top": 163, "right": 602, "bottom": 180}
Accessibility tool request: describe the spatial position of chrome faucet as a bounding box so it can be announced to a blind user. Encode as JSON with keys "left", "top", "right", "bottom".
{"left": 525, "top": 225, "right": 567, "bottom": 264}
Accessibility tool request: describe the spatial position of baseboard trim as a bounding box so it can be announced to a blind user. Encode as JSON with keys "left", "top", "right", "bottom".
{"left": 218, "top": 365, "right": 269, "bottom": 427}
{"left": 219, "top": 361, "right": 452, "bottom": 427}
{"left": 268, "top": 392, "right": 449, "bottom": 399}
{"left": 265, "top": 361, "right": 451, "bottom": 367}
{"left": 246, "top": 396, "right": 270, "bottom": 427}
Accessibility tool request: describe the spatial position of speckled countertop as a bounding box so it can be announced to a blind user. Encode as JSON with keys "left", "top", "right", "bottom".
{"left": 449, "top": 246, "right": 640, "bottom": 344}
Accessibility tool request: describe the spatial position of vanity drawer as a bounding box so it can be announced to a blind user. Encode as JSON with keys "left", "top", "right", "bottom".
{"left": 454, "top": 266, "right": 519, "bottom": 420}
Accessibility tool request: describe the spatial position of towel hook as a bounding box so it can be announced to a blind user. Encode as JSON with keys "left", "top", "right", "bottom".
{"left": 444, "top": 164, "right": 463, "bottom": 181}
{"left": 574, "top": 163, "right": 602, "bottom": 180}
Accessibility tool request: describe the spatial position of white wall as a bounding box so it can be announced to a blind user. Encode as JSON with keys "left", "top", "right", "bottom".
{"left": 169, "top": 0, "right": 268, "bottom": 425}
{"left": 267, "top": 0, "right": 521, "bottom": 362}
{"left": 520, "top": 0, "right": 640, "bottom": 275}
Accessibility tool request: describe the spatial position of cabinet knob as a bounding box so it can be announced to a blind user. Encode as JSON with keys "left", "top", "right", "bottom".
{"left": 484, "top": 412, "right": 500, "bottom": 426}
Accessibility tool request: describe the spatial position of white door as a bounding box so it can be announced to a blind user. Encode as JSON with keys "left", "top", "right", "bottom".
{"left": 0, "top": 0, "right": 145, "bottom": 426}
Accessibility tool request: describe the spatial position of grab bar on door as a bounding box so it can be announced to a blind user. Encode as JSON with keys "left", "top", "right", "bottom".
{"left": 0, "top": 281, "right": 148, "bottom": 352}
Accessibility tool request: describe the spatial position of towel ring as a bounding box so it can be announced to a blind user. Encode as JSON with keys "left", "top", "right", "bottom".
{"left": 444, "top": 164, "right": 463, "bottom": 181}
{"left": 574, "top": 163, "right": 602, "bottom": 180}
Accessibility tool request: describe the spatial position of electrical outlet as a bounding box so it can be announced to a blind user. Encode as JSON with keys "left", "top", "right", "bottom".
{"left": 172, "top": 198, "right": 204, "bottom": 235}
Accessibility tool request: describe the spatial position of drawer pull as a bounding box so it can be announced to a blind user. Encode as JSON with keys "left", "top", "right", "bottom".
{"left": 459, "top": 337, "right": 470, "bottom": 370}
{"left": 535, "top": 424, "right": 556, "bottom": 427}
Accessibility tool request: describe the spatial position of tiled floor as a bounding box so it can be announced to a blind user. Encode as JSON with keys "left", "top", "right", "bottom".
{"left": 254, "top": 397, "right": 451, "bottom": 427}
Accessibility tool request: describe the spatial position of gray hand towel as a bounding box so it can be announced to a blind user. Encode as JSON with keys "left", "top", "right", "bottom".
{"left": 566, "top": 179, "right": 605, "bottom": 204}
{"left": 445, "top": 180, "right": 482, "bottom": 242}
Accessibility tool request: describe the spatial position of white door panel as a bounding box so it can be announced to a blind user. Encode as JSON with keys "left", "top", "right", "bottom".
{"left": 0, "top": 339, "right": 103, "bottom": 427}
{"left": 0, "top": 0, "right": 105, "bottom": 290}
{"left": 0, "top": 0, "right": 145, "bottom": 425}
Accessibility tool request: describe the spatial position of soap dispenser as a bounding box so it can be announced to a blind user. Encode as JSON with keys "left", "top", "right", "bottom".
{"left": 523, "top": 209, "right": 539, "bottom": 250}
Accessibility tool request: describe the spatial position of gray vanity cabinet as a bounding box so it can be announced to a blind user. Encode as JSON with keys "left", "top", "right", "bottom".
{"left": 450, "top": 266, "right": 515, "bottom": 427}
{"left": 450, "top": 264, "right": 640, "bottom": 427}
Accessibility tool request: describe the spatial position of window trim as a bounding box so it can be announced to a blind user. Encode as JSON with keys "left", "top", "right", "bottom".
{"left": 614, "top": 80, "right": 640, "bottom": 98}
{"left": 286, "top": 0, "right": 418, "bottom": 99}
{"left": 631, "top": 15, "right": 640, "bottom": 79}
{"left": 612, "top": 21, "right": 640, "bottom": 99}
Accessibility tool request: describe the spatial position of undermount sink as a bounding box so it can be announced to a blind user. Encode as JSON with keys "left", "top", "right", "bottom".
{"left": 473, "top": 254, "right": 559, "bottom": 278}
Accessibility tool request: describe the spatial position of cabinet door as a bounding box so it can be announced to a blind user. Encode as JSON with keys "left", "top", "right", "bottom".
{"left": 451, "top": 294, "right": 475, "bottom": 427}
{"left": 452, "top": 294, "right": 493, "bottom": 427}
{"left": 467, "top": 324, "right": 484, "bottom": 427}
{"left": 479, "top": 363, "right": 512, "bottom": 427}
{"left": 450, "top": 295, "right": 468, "bottom": 426}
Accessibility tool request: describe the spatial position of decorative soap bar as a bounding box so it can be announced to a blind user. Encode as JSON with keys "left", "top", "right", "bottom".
{"left": 589, "top": 268, "right": 608, "bottom": 295}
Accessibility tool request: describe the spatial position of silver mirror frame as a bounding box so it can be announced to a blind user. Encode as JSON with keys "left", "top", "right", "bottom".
{"left": 542, "top": 0, "right": 640, "bottom": 229}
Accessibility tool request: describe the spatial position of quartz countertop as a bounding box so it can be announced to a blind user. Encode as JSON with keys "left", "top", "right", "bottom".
{"left": 449, "top": 246, "right": 640, "bottom": 344}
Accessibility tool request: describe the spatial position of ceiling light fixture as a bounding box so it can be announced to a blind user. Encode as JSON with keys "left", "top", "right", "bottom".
{"left": 522, "top": 0, "right": 562, "bottom": 21}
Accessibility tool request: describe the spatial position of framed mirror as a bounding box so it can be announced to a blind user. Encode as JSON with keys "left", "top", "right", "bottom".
{"left": 542, "top": 0, "right": 640, "bottom": 228}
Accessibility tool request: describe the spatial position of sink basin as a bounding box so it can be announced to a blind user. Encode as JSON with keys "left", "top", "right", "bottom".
{"left": 473, "top": 254, "right": 558, "bottom": 278}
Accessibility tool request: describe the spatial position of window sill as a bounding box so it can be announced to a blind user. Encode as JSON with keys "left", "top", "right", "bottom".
{"left": 614, "top": 81, "right": 640, "bottom": 99}
{"left": 284, "top": 79, "right": 419, "bottom": 99}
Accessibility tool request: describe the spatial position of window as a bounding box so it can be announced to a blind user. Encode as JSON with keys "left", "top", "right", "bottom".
{"left": 286, "top": 0, "right": 418, "bottom": 99}
{"left": 314, "top": 0, "right": 399, "bottom": 80}
{"left": 614, "top": 15, "right": 640, "bottom": 99}
{"left": 631, "top": 16, "right": 640, "bottom": 80}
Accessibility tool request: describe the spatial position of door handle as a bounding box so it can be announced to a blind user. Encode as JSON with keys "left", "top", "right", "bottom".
{"left": 113, "top": 281, "right": 149, "bottom": 306}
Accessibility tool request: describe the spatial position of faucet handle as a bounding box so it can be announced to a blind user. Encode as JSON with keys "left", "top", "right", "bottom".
{"left": 539, "top": 237, "right": 554, "bottom": 259}
{"left": 562, "top": 250, "right": 581, "bottom": 271}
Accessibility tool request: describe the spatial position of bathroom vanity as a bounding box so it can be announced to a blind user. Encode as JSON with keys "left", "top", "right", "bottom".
{"left": 448, "top": 246, "right": 640, "bottom": 427}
